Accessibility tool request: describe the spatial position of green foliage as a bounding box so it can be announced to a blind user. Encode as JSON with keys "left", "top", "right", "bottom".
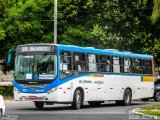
{"left": 0, "top": 86, "right": 13, "bottom": 96}
{"left": 151, "top": 0, "right": 160, "bottom": 23}
{"left": 0, "top": 29, "right": 6, "bottom": 40}
{"left": 61, "top": 26, "right": 92, "bottom": 46}
{"left": 0, "top": 0, "right": 160, "bottom": 68}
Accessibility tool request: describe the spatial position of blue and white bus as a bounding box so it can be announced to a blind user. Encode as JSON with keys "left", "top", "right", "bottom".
{"left": 12, "top": 43, "right": 154, "bottom": 109}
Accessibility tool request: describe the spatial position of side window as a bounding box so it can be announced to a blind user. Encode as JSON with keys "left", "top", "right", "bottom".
{"left": 143, "top": 60, "right": 152, "bottom": 74}
{"left": 132, "top": 59, "right": 142, "bottom": 74}
{"left": 113, "top": 56, "right": 120, "bottom": 73}
{"left": 98, "top": 55, "right": 111, "bottom": 72}
{"left": 124, "top": 58, "right": 132, "bottom": 73}
{"left": 120, "top": 57, "right": 124, "bottom": 73}
{"left": 99, "top": 55, "right": 106, "bottom": 72}
{"left": 60, "top": 51, "right": 72, "bottom": 79}
{"left": 96, "top": 55, "right": 100, "bottom": 71}
{"left": 73, "top": 52, "right": 86, "bottom": 72}
{"left": 87, "top": 54, "right": 97, "bottom": 72}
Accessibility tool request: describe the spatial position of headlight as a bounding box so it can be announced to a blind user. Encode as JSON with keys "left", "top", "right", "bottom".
{"left": 14, "top": 87, "right": 20, "bottom": 93}
{"left": 47, "top": 87, "right": 57, "bottom": 94}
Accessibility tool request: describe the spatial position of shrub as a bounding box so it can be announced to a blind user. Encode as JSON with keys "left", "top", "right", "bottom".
{"left": 0, "top": 86, "right": 13, "bottom": 96}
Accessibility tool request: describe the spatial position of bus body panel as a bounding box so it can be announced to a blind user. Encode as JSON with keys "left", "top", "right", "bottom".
{"left": 14, "top": 73, "right": 154, "bottom": 102}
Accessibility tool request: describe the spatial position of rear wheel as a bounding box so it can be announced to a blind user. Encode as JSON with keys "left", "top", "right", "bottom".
{"left": 72, "top": 89, "right": 82, "bottom": 110}
{"left": 34, "top": 101, "right": 44, "bottom": 109}
{"left": 116, "top": 89, "right": 132, "bottom": 106}
{"left": 154, "top": 91, "right": 160, "bottom": 102}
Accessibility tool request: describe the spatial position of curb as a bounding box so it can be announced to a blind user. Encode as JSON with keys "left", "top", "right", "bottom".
{"left": 4, "top": 100, "right": 14, "bottom": 103}
{"left": 131, "top": 108, "right": 160, "bottom": 120}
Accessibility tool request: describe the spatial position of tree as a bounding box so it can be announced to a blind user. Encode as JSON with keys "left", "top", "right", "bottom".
{"left": 151, "top": 0, "right": 160, "bottom": 23}
{"left": 0, "top": 0, "right": 160, "bottom": 67}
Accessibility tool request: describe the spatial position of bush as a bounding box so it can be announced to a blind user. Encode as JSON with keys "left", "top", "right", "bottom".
{"left": 0, "top": 86, "right": 13, "bottom": 96}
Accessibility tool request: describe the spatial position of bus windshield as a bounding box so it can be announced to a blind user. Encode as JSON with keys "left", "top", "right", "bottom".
{"left": 15, "top": 54, "right": 57, "bottom": 80}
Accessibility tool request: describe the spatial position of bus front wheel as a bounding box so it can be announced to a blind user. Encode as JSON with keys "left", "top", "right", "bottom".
{"left": 0, "top": 109, "right": 2, "bottom": 116}
{"left": 34, "top": 101, "right": 44, "bottom": 109}
{"left": 72, "top": 89, "right": 82, "bottom": 110}
{"left": 116, "top": 89, "right": 132, "bottom": 106}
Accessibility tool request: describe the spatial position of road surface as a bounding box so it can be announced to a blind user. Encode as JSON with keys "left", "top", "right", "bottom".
{"left": 1, "top": 100, "right": 159, "bottom": 120}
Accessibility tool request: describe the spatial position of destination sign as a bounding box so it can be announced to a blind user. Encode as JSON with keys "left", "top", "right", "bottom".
{"left": 17, "top": 45, "right": 55, "bottom": 53}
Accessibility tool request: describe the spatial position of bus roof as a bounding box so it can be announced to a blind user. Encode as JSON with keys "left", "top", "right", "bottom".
{"left": 17, "top": 43, "right": 153, "bottom": 60}
{"left": 57, "top": 44, "right": 153, "bottom": 60}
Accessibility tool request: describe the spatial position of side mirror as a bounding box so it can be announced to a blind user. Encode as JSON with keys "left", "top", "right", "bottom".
{"left": 7, "top": 49, "right": 15, "bottom": 64}
{"left": 7, "top": 53, "right": 11, "bottom": 64}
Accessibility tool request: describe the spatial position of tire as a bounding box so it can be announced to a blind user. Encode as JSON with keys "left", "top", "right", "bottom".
{"left": 72, "top": 89, "right": 82, "bottom": 110}
{"left": 88, "top": 101, "right": 102, "bottom": 106}
{"left": 0, "top": 109, "right": 2, "bottom": 116}
{"left": 116, "top": 89, "right": 132, "bottom": 106}
{"left": 141, "top": 98, "right": 149, "bottom": 102}
{"left": 154, "top": 91, "right": 160, "bottom": 102}
{"left": 34, "top": 101, "right": 44, "bottom": 109}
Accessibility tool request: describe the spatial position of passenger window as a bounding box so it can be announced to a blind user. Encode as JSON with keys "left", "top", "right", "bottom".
{"left": 113, "top": 57, "right": 120, "bottom": 73}
{"left": 143, "top": 60, "right": 152, "bottom": 74}
{"left": 119, "top": 57, "right": 124, "bottom": 73}
{"left": 98, "top": 55, "right": 111, "bottom": 72}
{"left": 132, "top": 59, "right": 142, "bottom": 74}
{"left": 60, "top": 51, "right": 72, "bottom": 79}
{"left": 99, "top": 55, "right": 106, "bottom": 72}
{"left": 124, "top": 58, "right": 131, "bottom": 73}
{"left": 73, "top": 52, "right": 86, "bottom": 72}
{"left": 87, "top": 54, "right": 97, "bottom": 72}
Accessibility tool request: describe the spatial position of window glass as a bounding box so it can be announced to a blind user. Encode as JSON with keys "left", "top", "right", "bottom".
{"left": 124, "top": 58, "right": 131, "bottom": 73}
{"left": 99, "top": 55, "right": 106, "bottom": 72}
{"left": 113, "top": 57, "right": 120, "bottom": 73}
{"left": 87, "top": 54, "right": 97, "bottom": 72}
{"left": 15, "top": 54, "right": 57, "bottom": 80}
{"left": 73, "top": 52, "right": 86, "bottom": 72}
{"left": 98, "top": 55, "right": 111, "bottom": 72}
{"left": 119, "top": 57, "right": 124, "bottom": 73}
{"left": 143, "top": 60, "right": 152, "bottom": 74}
{"left": 132, "top": 59, "right": 142, "bottom": 74}
{"left": 60, "top": 51, "right": 72, "bottom": 79}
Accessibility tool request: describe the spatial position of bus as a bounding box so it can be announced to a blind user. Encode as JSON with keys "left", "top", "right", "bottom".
{"left": 10, "top": 43, "right": 154, "bottom": 109}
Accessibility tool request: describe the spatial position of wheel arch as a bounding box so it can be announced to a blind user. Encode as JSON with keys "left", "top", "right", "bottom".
{"left": 74, "top": 87, "right": 84, "bottom": 103}
{"left": 126, "top": 87, "right": 132, "bottom": 97}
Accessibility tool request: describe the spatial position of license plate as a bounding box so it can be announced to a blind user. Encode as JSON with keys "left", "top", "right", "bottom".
{"left": 29, "top": 96, "right": 37, "bottom": 99}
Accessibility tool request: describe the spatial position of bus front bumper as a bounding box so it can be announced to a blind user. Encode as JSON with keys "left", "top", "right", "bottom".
{"left": 14, "top": 87, "right": 59, "bottom": 102}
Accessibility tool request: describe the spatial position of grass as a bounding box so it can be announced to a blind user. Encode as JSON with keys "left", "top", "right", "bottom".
{"left": 138, "top": 104, "right": 160, "bottom": 116}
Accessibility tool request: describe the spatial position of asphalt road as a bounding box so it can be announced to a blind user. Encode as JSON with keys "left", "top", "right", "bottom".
{"left": 1, "top": 100, "right": 160, "bottom": 120}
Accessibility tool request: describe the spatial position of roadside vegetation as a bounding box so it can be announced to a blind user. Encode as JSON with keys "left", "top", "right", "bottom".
{"left": 138, "top": 104, "right": 160, "bottom": 116}
{"left": 0, "top": 86, "right": 13, "bottom": 97}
